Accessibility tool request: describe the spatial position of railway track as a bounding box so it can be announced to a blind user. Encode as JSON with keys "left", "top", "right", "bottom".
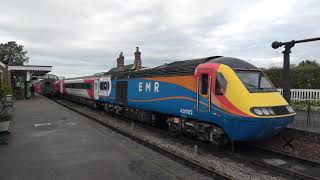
{"left": 52, "top": 97, "right": 320, "bottom": 180}
{"left": 237, "top": 144, "right": 320, "bottom": 180}
{"left": 52, "top": 98, "right": 233, "bottom": 180}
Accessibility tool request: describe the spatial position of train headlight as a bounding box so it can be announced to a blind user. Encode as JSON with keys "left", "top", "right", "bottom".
{"left": 286, "top": 106, "right": 294, "bottom": 113}
{"left": 261, "top": 108, "right": 270, "bottom": 115}
{"left": 253, "top": 108, "right": 263, "bottom": 116}
{"left": 268, "top": 107, "right": 275, "bottom": 115}
{"left": 251, "top": 107, "right": 275, "bottom": 116}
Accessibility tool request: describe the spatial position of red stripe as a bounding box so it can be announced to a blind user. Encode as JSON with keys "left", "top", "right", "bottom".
{"left": 216, "top": 95, "right": 249, "bottom": 116}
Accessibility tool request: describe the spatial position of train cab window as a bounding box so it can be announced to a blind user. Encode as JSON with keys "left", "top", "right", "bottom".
{"left": 215, "top": 73, "right": 227, "bottom": 95}
{"left": 99, "top": 82, "right": 110, "bottom": 91}
{"left": 200, "top": 74, "right": 208, "bottom": 95}
{"left": 105, "top": 82, "right": 109, "bottom": 90}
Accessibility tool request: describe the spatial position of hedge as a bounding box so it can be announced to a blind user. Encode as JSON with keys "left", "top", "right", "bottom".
{"left": 264, "top": 66, "right": 320, "bottom": 89}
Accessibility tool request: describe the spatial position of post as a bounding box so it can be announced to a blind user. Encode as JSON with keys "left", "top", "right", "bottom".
{"left": 282, "top": 41, "right": 294, "bottom": 103}
{"left": 193, "top": 144, "right": 198, "bottom": 156}
{"left": 25, "top": 71, "right": 32, "bottom": 100}
{"left": 131, "top": 121, "right": 135, "bottom": 131}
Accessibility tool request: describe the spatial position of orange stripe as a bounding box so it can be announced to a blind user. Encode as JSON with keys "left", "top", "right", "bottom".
{"left": 144, "top": 76, "right": 197, "bottom": 92}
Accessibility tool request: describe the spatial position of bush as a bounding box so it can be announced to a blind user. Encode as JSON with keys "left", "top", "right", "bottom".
{"left": 0, "top": 81, "right": 13, "bottom": 97}
{"left": 264, "top": 66, "right": 320, "bottom": 89}
{"left": 291, "top": 101, "right": 320, "bottom": 112}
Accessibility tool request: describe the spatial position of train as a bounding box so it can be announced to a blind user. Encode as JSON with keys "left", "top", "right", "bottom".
{"left": 40, "top": 56, "right": 296, "bottom": 145}
{"left": 32, "top": 74, "right": 59, "bottom": 97}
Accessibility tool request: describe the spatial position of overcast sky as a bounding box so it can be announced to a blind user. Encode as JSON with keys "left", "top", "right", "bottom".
{"left": 0, "top": 0, "right": 319, "bottom": 78}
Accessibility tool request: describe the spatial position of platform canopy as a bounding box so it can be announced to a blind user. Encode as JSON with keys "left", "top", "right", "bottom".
{"left": 7, "top": 65, "right": 52, "bottom": 100}
{"left": 7, "top": 65, "right": 52, "bottom": 77}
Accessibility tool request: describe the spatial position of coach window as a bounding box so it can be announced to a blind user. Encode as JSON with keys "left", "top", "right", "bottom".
{"left": 85, "top": 83, "right": 92, "bottom": 89}
{"left": 200, "top": 74, "right": 208, "bottom": 95}
{"left": 215, "top": 73, "right": 228, "bottom": 95}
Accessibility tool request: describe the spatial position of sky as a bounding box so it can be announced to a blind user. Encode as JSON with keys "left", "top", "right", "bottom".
{"left": 0, "top": 0, "right": 320, "bottom": 78}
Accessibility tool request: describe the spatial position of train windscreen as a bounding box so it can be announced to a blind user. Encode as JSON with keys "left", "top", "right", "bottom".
{"left": 236, "top": 71, "right": 277, "bottom": 92}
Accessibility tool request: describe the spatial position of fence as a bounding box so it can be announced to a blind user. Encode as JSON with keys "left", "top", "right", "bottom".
{"left": 277, "top": 89, "right": 320, "bottom": 102}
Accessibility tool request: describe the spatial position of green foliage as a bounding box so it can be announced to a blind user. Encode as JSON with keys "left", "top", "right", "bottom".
{"left": 0, "top": 81, "right": 13, "bottom": 97}
{"left": 0, "top": 41, "right": 29, "bottom": 65}
{"left": 291, "top": 101, "right": 320, "bottom": 112}
{"left": 298, "top": 60, "right": 319, "bottom": 68}
{"left": 264, "top": 60, "right": 320, "bottom": 89}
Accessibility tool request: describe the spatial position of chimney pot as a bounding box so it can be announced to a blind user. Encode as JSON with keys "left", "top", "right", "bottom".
{"left": 117, "top": 52, "right": 124, "bottom": 69}
{"left": 134, "top": 47, "right": 142, "bottom": 70}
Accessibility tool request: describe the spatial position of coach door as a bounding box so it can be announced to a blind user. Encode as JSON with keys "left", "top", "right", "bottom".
{"left": 116, "top": 81, "right": 128, "bottom": 105}
{"left": 197, "top": 73, "right": 212, "bottom": 112}
{"left": 60, "top": 81, "right": 63, "bottom": 93}
{"left": 94, "top": 79, "right": 99, "bottom": 100}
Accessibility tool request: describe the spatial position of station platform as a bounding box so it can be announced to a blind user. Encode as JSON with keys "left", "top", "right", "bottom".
{"left": 0, "top": 95, "right": 210, "bottom": 180}
{"left": 288, "top": 111, "right": 320, "bottom": 134}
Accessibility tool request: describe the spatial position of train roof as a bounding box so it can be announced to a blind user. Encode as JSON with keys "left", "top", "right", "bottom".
{"left": 110, "top": 56, "right": 259, "bottom": 79}
{"left": 63, "top": 75, "right": 99, "bottom": 81}
{"left": 209, "top": 57, "right": 259, "bottom": 70}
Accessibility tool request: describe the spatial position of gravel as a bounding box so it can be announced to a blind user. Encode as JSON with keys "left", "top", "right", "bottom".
{"left": 257, "top": 128, "right": 320, "bottom": 163}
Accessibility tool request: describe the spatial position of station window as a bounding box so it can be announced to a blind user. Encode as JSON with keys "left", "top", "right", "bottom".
{"left": 215, "top": 73, "right": 228, "bottom": 95}
{"left": 200, "top": 74, "right": 208, "bottom": 95}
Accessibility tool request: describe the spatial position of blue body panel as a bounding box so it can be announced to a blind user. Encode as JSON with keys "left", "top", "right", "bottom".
{"left": 99, "top": 78, "right": 294, "bottom": 141}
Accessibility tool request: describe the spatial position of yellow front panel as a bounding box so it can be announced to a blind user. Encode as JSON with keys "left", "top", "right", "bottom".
{"left": 218, "top": 64, "right": 289, "bottom": 118}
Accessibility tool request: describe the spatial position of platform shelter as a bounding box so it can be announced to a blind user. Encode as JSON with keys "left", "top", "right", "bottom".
{"left": 7, "top": 65, "right": 52, "bottom": 99}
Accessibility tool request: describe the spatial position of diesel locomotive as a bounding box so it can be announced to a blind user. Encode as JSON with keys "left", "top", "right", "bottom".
{"left": 54, "top": 56, "right": 295, "bottom": 145}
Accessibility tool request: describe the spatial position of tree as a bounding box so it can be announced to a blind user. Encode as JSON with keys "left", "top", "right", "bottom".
{"left": 297, "top": 60, "right": 319, "bottom": 68}
{"left": 0, "top": 41, "right": 29, "bottom": 65}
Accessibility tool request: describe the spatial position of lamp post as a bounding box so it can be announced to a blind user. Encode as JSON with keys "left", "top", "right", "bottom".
{"left": 271, "top": 37, "right": 320, "bottom": 103}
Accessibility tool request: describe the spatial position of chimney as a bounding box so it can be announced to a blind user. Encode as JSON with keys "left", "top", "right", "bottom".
{"left": 117, "top": 52, "right": 124, "bottom": 69}
{"left": 134, "top": 46, "right": 142, "bottom": 70}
